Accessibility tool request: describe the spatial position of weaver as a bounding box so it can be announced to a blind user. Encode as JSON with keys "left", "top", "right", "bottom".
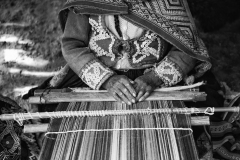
{"left": 21, "top": 0, "right": 226, "bottom": 159}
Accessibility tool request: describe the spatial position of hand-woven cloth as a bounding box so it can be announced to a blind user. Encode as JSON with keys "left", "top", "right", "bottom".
{"left": 58, "top": 0, "right": 212, "bottom": 78}
{"left": 0, "top": 95, "right": 40, "bottom": 160}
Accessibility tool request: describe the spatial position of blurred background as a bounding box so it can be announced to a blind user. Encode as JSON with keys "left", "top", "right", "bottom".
{"left": 0, "top": 0, "right": 240, "bottom": 101}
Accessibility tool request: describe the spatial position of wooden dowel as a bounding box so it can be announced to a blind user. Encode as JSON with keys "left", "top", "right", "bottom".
{"left": 225, "top": 92, "right": 240, "bottom": 100}
{"left": 34, "top": 88, "right": 72, "bottom": 96}
{"left": 190, "top": 116, "right": 210, "bottom": 126}
{"left": 33, "top": 83, "right": 204, "bottom": 96}
{"left": 29, "top": 91, "right": 207, "bottom": 104}
{"left": 1, "top": 107, "right": 238, "bottom": 121}
{"left": 24, "top": 124, "right": 48, "bottom": 133}
{"left": 23, "top": 116, "right": 210, "bottom": 133}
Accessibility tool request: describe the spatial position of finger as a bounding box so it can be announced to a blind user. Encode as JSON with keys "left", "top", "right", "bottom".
{"left": 117, "top": 90, "right": 132, "bottom": 105}
{"left": 112, "top": 91, "right": 123, "bottom": 103}
{"left": 114, "top": 86, "right": 132, "bottom": 104}
{"left": 130, "top": 80, "right": 135, "bottom": 84}
{"left": 133, "top": 81, "right": 140, "bottom": 91}
{"left": 121, "top": 87, "right": 136, "bottom": 104}
{"left": 139, "top": 92, "right": 150, "bottom": 102}
{"left": 136, "top": 89, "right": 145, "bottom": 101}
{"left": 121, "top": 79, "right": 136, "bottom": 97}
{"left": 125, "top": 83, "right": 136, "bottom": 97}
{"left": 139, "top": 86, "right": 153, "bottom": 102}
{"left": 117, "top": 82, "right": 135, "bottom": 104}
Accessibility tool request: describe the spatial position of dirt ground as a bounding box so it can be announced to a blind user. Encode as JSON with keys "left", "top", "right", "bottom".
{"left": 0, "top": 0, "right": 65, "bottom": 99}
{"left": 0, "top": 0, "right": 240, "bottom": 108}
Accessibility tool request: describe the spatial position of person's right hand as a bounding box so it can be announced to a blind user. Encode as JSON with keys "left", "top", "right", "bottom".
{"left": 102, "top": 75, "right": 136, "bottom": 105}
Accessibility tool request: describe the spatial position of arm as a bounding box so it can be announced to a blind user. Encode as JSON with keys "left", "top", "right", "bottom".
{"left": 62, "top": 10, "right": 136, "bottom": 104}
{"left": 62, "top": 10, "right": 115, "bottom": 90}
{"left": 134, "top": 46, "right": 196, "bottom": 101}
{"left": 154, "top": 46, "right": 196, "bottom": 86}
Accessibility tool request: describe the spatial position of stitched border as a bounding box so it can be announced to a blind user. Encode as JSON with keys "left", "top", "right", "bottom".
{"left": 154, "top": 57, "right": 183, "bottom": 86}
{"left": 79, "top": 59, "right": 115, "bottom": 89}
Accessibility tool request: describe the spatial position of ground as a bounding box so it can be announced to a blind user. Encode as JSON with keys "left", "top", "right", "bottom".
{"left": 0, "top": 0, "right": 65, "bottom": 100}
{"left": 0, "top": 0, "right": 240, "bottom": 107}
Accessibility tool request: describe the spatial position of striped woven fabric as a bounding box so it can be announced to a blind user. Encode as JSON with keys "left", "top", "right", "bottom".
{"left": 40, "top": 100, "right": 199, "bottom": 160}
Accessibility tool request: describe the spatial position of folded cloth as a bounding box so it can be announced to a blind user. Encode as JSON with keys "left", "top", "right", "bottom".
{"left": 0, "top": 95, "right": 40, "bottom": 160}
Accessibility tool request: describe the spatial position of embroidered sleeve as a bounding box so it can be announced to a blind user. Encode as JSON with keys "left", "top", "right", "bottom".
{"left": 79, "top": 59, "right": 115, "bottom": 90}
{"left": 154, "top": 57, "right": 183, "bottom": 86}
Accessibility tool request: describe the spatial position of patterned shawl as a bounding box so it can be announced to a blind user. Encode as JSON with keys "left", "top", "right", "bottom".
{"left": 58, "top": 0, "right": 211, "bottom": 78}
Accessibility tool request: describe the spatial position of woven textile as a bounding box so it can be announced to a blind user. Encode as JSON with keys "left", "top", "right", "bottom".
{"left": 58, "top": 0, "right": 211, "bottom": 78}
{"left": 40, "top": 101, "right": 199, "bottom": 160}
{"left": 0, "top": 95, "right": 40, "bottom": 160}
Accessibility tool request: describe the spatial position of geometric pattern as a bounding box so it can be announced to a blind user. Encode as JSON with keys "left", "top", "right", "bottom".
{"left": 79, "top": 59, "right": 115, "bottom": 90}
{"left": 0, "top": 95, "right": 40, "bottom": 160}
{"left": 89, "top": 16, "right": 116, "bottom": 61}
{"left": 154, "top": 57, "right": 183, "bottom": 86}
{"left": 88, "top": 15, "right": 165, "bottom": 67}
{"left": 124, "top": 0, "right": 212, "bottom": 77}
{"left": 60, "top": 0, "right": 212, "bottom": 78}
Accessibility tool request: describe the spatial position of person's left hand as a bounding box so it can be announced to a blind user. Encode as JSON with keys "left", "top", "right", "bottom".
{"left": 134, "top": 71, "right": 163, "bottom": 102}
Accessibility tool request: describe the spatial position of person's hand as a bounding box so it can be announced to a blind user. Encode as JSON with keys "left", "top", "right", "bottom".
{"left": 102, "top": 75, "right": 136, "bottom": 105}
{"left": 134, "top": 71, "right": 163, "bottom": 102}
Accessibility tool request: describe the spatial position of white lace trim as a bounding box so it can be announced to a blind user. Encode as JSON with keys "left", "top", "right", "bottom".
{"left": 89, "top": 17, "right": 116, "bottom": 61}
{"left": 154, "top": 57, "right": 183, "bottom": 86}
{"left": 89, "top": 16, "right": 164, "bottom": 65}
{"left": 80, "top": 60, "right": 114, "bottom": 90}
{"left": 132, "top": 31, "right": 161, "bottom": 63}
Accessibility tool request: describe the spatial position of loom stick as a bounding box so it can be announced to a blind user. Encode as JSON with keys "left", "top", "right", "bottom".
{"left": 33, "top": 82, "right": 204, "bottom": 96}
{"left": 29, "top": 91, "right": 207, "bottom": 104}
{"left": 190, "top": 116, "right": 210, "bottom": 126}
{"left": 70, "top": 82, "right": 204, "bottom": 92}
{"left": 0, "top": 107, "right": 239, "bottom": 121}
{"left": 24, "top": 123, "right": 48, "bottom": 133}
{"left": 22, "top": 116, "right": 210, "bottom": 133}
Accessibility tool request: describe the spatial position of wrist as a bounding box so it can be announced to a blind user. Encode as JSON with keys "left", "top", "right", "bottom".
{"left": 101, "top": 74, "right": 116, "bottom": 89}
{"left": 141, "top": 71, "right": 163, "bottom": 87}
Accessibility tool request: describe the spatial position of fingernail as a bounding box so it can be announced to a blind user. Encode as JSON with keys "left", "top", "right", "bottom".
{"left": 133, "top": 93, "right": 136, "bottom": 97}
{"left": 139, "top": 98, "right": 143, "bottom": 102}
{"left": 128, "top": 102, "right": 132, "bottom": 105}
{"left": 132, "top": 99, "right": 135, "bottom": 103}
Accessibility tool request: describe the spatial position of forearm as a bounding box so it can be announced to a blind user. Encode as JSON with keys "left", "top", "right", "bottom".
{"left": 62, "top": 10, "right": 115, "bottom": 89}
{"left": 150, "top": 47, "right": 196, "bottom": 87}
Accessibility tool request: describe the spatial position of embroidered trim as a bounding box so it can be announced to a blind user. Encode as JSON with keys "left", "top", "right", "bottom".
{"left": 89, "top": 17, "right": 116, "bottom": 61}
{"left": 0, "top": 97, "right": 40, "bottom": 159}
{"left": 79, "top": 60, "right": 115, "bottom": 90}
{"left": 49, "top": 65, "right": 70, "bottom": 87}
{"left": 89, "top": 16, "right": 165, "bottom": 65}
{"left": 215, "top": 146, "right": 240, "bottom": 160}
{"left": 61, "top": 0, "right": 212, "bottom": 78}
{"left": 132, "top": 31, "right": 161, "bottom": 63}
{"left": 129, "top": 3, "right": 212, "bottom": 74}
{"left": 154, "top": 57, "right": 183, "bottom": 86}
